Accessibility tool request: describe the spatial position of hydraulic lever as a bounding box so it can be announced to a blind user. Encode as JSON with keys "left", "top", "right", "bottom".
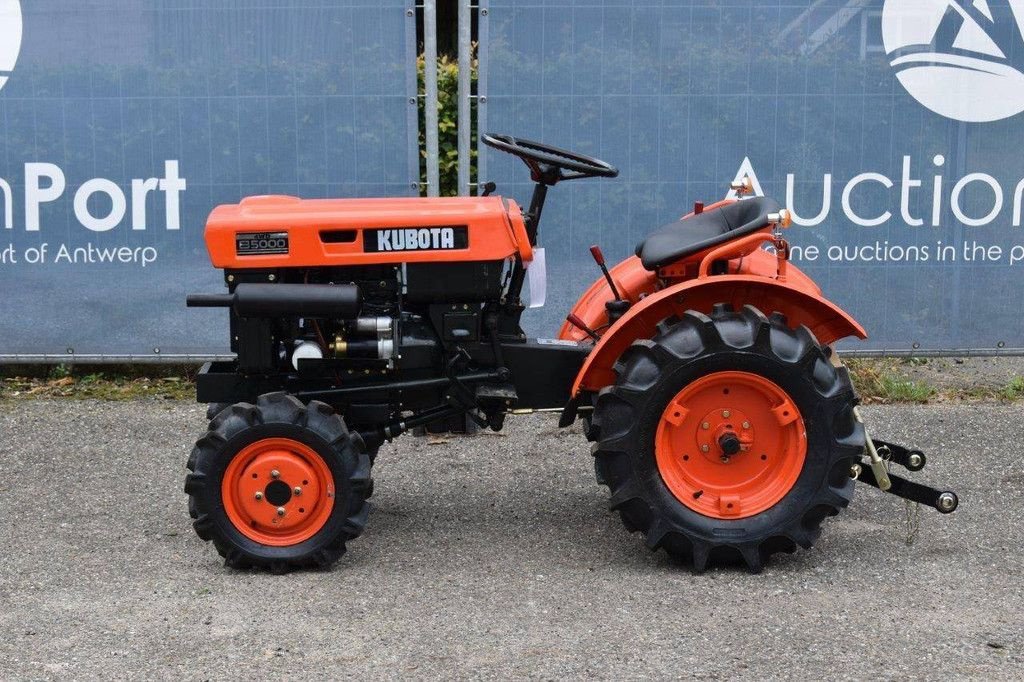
{"left": 589, "top": 245, "right": 630, "bottom": 324}
{"left": 589, "top": 245, "right": 622, "bottom": 300}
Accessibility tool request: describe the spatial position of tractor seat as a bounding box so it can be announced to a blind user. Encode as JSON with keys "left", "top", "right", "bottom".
{"left": 635, "top": 196, "right": 781, "bottom": 270}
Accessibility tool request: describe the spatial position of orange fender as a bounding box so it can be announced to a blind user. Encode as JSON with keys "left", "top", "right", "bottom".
{"left": 571, "top": 276, "right": 867, "bottom": 395}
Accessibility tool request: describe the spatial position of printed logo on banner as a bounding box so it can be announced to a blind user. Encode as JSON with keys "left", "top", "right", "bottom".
{"left": 882, "top": 0, "right": 1024, "bottom": 122}
{"left": 0, "top": 0, "right": 22, "bottom": 93}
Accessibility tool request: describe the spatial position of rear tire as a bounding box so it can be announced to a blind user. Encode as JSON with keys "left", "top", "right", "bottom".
{"left": 590, "top": 305, "right": 863, "bottom": 572}
{"left": 185, "top": 392, "right": 371, "bottom": 572}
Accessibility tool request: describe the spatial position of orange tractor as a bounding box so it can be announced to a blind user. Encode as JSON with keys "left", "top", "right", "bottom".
{"left": 185, "top": 134, "right": 957, "bottom": 572}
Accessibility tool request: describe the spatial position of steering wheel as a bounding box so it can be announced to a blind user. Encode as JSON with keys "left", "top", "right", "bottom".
{"left": 482, "top": 133, "right": 619, "bottom": 185}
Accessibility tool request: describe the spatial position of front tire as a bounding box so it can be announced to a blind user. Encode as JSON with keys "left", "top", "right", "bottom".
{"left": 590, "top": 305, "right": 864, "bottom": 572}
{"left": 185, "top": 392, "right": 371, "bottom": 572}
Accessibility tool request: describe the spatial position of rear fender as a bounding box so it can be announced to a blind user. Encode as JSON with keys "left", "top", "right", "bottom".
{"left": 571, "top": 275, "right": 867, "bottom": 394}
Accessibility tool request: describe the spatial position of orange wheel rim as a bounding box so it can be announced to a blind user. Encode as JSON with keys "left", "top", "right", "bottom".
{"left": 655, "top": 371, "right": 807, "bottom": 520}
{"left": 222, "top": 438, "right": 335, "bottom": 546}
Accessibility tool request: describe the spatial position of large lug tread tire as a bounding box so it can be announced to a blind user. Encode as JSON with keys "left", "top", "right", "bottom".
{"left": 185, "top": 392, "right": 372, "bottom": 572}
{"left": 591, "top": 304, "right": 864, "bottom": 573}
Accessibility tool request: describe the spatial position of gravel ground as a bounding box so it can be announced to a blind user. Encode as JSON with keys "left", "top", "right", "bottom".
{"left": 0, "top": 400, "right": 1021, "bottom": 680}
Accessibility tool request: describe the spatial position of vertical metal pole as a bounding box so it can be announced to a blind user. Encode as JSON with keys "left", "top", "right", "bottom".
{"left": 457, "top": 0, "right": 472, "bottom": 196}
{"left": 476, "top": 1, "right": 490, "bottom": 195}
{"left": 404, "top": 0, "right": 420, "bottom": 196}
{"left": 423, "top": 0, "right": 440, "bottom": 197}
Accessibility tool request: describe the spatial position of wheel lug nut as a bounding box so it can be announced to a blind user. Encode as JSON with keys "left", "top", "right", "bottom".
{"left": 701, "top": 444, "right": 710, "bottom": 453}
{"left": 254, "top": 492, "right": 263, "bottom": 500}
{"left": 701, "top": 422, "right": 710, "bottom": 430}
{"left": 270, "top": 470, "right": 280, "bottom": 479}
{"left": 276, "top": 507, "right": 286, "bottom": 516}
{"left": 742, "top": 421, "right": 750, "bottom": 429}
{"left": 722, "top": 410, "right": 731, "bottom": 418}
{"left": 293, "top": 487, "right": 302, "bottom": 496}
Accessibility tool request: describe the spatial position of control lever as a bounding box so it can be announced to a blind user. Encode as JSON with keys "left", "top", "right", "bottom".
{"left": 589, "top": 245, "right": 630, "bottom": 324}
{"left": 566, "top": 313, "right": 601, "bottom": 342}
{"left": 480, "top": 181, "right": 497, "bottom": 197}
{"left": 589, "top": 245, "right": 622, "bottom": 300}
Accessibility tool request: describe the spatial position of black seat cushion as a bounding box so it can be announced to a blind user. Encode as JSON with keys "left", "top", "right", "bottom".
{"left": 635, "top": 196, "right": 780, "bottom": 270}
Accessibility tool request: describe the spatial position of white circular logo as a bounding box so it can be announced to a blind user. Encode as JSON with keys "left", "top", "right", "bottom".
{"left": 0, "top": 0, "right": 22, "bottom": 93}
{"left": 882, "top": 0, "right": 1024, "bottom": 122}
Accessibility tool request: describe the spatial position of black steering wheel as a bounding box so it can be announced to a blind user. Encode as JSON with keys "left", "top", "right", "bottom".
{"left": 482, "top": 133, "right": 619, "bottom": 185}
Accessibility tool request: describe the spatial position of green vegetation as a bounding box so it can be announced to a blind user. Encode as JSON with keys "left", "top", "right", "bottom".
{"left": 876, "top": 376, "right": 937, "bottom": 403}
{"left": 847, "top": 359, "right": 1024, "bottom": 404}
{"left": 1001, "top": 376, "right": 1024, "bottom": 401}
{"left": 846, "top": 359, "right": 936, "bottom": 403}
{"left": 0, "top": 364, "right": 195, "bottom": 401}
{"left": 418, "top": 50, "right": 478, "bottom": 197}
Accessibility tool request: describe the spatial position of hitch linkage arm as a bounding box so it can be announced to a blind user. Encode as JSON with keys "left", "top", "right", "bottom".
{"left": 855, "top": 439, "right": 959, "bottom": 514}
{"left": 871, "top": 439, "right": 926, "bottom": 472}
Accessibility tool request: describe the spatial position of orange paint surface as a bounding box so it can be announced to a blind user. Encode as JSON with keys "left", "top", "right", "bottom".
{"left": 655, "top": 371, "right": 807, "bottom": 519}
{"left": 205, "top": 195, "right": 532, "bottom": 269}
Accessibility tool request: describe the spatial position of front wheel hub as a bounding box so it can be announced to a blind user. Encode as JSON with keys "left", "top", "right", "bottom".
{"left": 655, "top": 371, "right": 807, "bottom": 519}
{"left": 222, "top": 438, "right": 335, "bottom": 546}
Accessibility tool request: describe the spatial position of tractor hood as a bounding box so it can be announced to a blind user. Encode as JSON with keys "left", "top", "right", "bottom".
{"left": 204, "top": 195, "right": 532, "bottom": 269}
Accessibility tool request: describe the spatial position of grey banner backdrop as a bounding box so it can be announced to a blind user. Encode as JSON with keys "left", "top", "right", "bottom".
{"left": 0, "top": 0, "right": 417, "bottom": 359}
{"left": 480, "top": 0, "right": 1024, "bottom": 354}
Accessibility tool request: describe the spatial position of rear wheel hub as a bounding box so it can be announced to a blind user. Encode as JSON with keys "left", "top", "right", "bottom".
{"left": 655, "top": 371, "right": 807, "bottom": 519}
{"left": 718, "top": 431, "right": 742, "bottom": 456}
